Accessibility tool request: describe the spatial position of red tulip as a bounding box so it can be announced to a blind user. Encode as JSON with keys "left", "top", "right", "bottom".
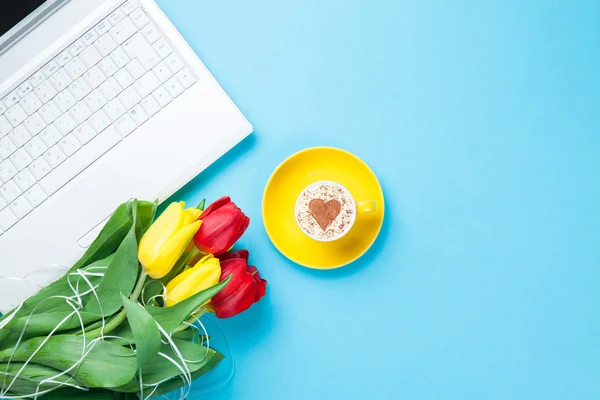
{"left": 193, "top": 197, "right": 250, "bottom": 256}
{"left": 211, "top": 250, "right": 267, "bottom": 318}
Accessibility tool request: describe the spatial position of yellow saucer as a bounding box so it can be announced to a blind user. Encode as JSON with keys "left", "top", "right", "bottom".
{"left": 263, "top": 147, "right": 385, "bottom": 269}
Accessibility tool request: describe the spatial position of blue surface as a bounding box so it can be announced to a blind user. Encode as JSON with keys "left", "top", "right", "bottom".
{"left": 156, "top": 1, "right": 600, "bottom": 399}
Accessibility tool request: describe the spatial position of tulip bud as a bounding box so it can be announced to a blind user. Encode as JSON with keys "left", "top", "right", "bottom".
{"left": 138, "top": 202, "right": 202, "bottom": 279}
{"left": 211, "top": 250, "right": 267, "bottom": 318}
{"left": 164, "top": 255, "right": 222, "bottom": 307}
{"left": 193, "top": 197, "right": 249, "bottom": 256}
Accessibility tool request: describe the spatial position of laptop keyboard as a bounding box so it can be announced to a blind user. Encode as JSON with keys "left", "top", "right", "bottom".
{"left": 0, "top": 0, "right": 197, "bottom": 236}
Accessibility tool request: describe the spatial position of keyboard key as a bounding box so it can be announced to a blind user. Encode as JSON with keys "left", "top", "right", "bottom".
{"left": 28, "top": 158, "right": 51, "bottom": 180}
{"left": 152, "top": 61, "right": 172, "bottom": 83}
{"left": 123, "top": 33, "right": 160, "bottom": 70}
{"left": 24, "top": 184, "right": 48, "bottom": 208}
{"left": 55, "top": 49, "right": 73, "bottom": 67}
{"left": 23, "top": 113, "right": 46, "bottom": 136}
{"left": 129, "top": 104, "right": 148, "bottom": 125}
{"left": 84, "top": 89, "right": 108, "bottom": 112}
{"left": 141, "top": 23, "right": 161, "bottom": 44}
{"left": 5, "top": 104, "right": 27, "bottom": 127}
{"left": 1, "top": 181, "right": 21, "bottom": 203}
{"left": 9, "top": 196, "right": 33, "bottom": 219}
{"left": 17, "top": 82, "right": 33, "bottom": 97}
{"left": 0, "top": 137, "right": 17, "bottom": 160}
{"left": 80, "top": 46, "right": 103, "bottom": 68}
{"left": 121, "top": 1, "right": 138, "bottom": 14}
{"left": 35, "top": 81, "right": 58, "bottom": 103}
{"left": 0, "top": 195, "right": 5, "bottom": 212}
{"left": 126, "top": 59, "right": 145, "bottom": 80}
{"left": 68, "top": 77, "right": 92, "bottom": 101}
{"left": 0, "top": 208, "right": 18, "bottom": 231}
{"left": 111, "top": 47, "right": 130, "bottom": 68}
{"left": 140, "top": 95, "right": 160, "bottom": 116}
{"left": 29, "top": 70, "right": 46, "bottom": 88}
{"left": 114, "top": 114, "right": 137, "bottom": 137}
{"left": 20, "top": 92, "right": 42, "bottom": 115}
{"left": 153, "top": 38, "right": 173, "bottom": 59}
{"left": 114, "top": 68, "right": 134, "bottom": 88}
{"left": 118, "top": 87, "right": 141, "bottom": 110}
{"left": 54, "top": 90, "right": 76, "bottom": 112}
{"left": 83, "top": 65, "right": 107, "bottom": 89}
{"left": 39, "top": 125, "right": 62, "bottom": 147}
{"left": 130, "top": 8, "right": 150, "bottom": 28}
{"left": 65, "top": 57, "right": 88, "bottom": 80}
{"left": 110, "top": 17, "right": 137, "bottom": 44}
{"left": 134, "top": 71, "right": 159, "bottom": 98}
{"left": 58, "top": 134, "right": 82, "bottom": 156}
{"left": 42, "top": 61, "right": 59, "bottom": 77}
{"left": 24, "top": 137, "right": 47, "bottom": 159}
{"left": 38, "top": 102, "right": 62, "bottom": 124}
{"left": 0, "top": 116, "right": 11, "bottom": 138}
{"left": 49, "top": 69, "right": 72, "bottom": 92}
{"left": 0, "top": 103, "right": 6, "bottom": 115}
{"left": 82, "top": 29, "right": 99, "bottom": 46}
{"left": 152, "top": 86, "right": 172, "bottom": 107}
{"left": 2, "top": 90, "right": 20, "bottom": 109}
{"left": 9, "top": 148, "right": 33, "bottom": 171}
{"left": 0, "top": 160, "right": 17, "bottom": 182}
{"left": 95, "top": 19, "right": 112, "bottom": 36}
{"left": 176, "top": 68, "right": 197, "bottom": 89}
{"left": 73, "top": 121, "right": 96, "bottom": 145}
{"left": 43, "top": 145, "right": 66, "bottom": 168}
{"left": 165, "top": 76, "right": 184, "bottom": 98}
{"left": 95, "top": 33, "right": 118, "bottom": 57}
{"left": 10, "top": 125, "right": 32, "bottom": 147}
{"left": 14, "top": 169, "right": 35, "bottom": 191}
{"left": 54, "top": 113, "right": 77, "bottom": 135}
{"left": 99, "top": 58, "right": 119, "bottom": 77}
{"left": 165, "top": 53, "right": 184, "bottom": 73}
{"left": 108, "top": 9, "right": 126, "bottom": 25}
{"left": 104, "top": 98, "right": 126, "bottom": 121}
{"left": 69, "top": 102, "right": 93, "bottom": 124}
{"left": 99, "top": 77, "right": 122, "bottom": 100}
{"left": 69, "top": 39, "right": 86, "bottom": 56}
{"left": 89, "top": 109, "right": 110, "bottom": 133}
{"left": 39, "top": 127, "right": 121, "bottom": 195}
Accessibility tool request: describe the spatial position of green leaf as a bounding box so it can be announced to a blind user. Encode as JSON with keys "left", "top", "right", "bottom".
{"left": 0, "top": 335, "right": 137, "bottom": 388}
{"left": 84, "top": 203, "right": 140, "bottom": 317}
{"left": 68, "top": 203, "right": 132, "bottom": 274}
{"left": 5, "top": 311, "right": 100, "bottom": 339}
{"left": 113, "top": 338, "right": 222, "bottom": 393}
{"left": 145, "top": 277, "right": 230, "bottom": 333}
{"left": 120, "top": 294, "right": 161, "bottom": 368}
{"left": 197, "top": 198, "right": 206, "bottom": 211}
{"left": 0, "top": 362, "right": 84, "bottom": 397}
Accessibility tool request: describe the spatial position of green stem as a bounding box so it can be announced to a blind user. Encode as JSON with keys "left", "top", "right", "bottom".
{"left": 85, "top": 270, "right": 147, "bottom": 339}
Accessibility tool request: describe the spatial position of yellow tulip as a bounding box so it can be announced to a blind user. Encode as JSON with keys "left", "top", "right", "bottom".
{"left": 164, "top": 254, "right": 222, "bottom": 307}
{"left": 138, "top": 202, "right": 202, "bottom": 279}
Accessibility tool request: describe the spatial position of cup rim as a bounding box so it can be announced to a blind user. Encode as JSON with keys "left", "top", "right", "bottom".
{"left": 294, "top": 180, "right": 357, "bottom": 243}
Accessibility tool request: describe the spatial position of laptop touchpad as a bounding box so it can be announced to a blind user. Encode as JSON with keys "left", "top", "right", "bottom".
{"left": 49, "top": 165, "right": 130, "bottom": 243}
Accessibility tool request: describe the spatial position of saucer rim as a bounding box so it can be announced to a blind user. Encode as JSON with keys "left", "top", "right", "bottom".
{"left": 262, "top": 146, "right": 385, "bottom": 269}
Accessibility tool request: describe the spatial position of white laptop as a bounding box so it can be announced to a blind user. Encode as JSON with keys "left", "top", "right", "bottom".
{"left": 0, "top": 0, "right": 252, "bottom": 311}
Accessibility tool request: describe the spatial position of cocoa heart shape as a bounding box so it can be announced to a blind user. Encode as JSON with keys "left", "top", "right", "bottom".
{"left": 308, "top": 199, "right": 342, "bottom": 231}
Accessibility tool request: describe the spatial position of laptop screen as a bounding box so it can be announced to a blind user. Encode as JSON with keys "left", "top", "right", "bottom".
{"left": 0, "top": 0, "right": 47, "bottom": 37}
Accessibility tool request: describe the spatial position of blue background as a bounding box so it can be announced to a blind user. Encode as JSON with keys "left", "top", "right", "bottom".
{"left": 156, "top": 1, "right": 600, "bottom": 399}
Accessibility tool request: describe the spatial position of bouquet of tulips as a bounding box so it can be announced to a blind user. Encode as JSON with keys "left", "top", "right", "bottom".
{"left": 0, "top": 197, "right": 266, "bottom": 399}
